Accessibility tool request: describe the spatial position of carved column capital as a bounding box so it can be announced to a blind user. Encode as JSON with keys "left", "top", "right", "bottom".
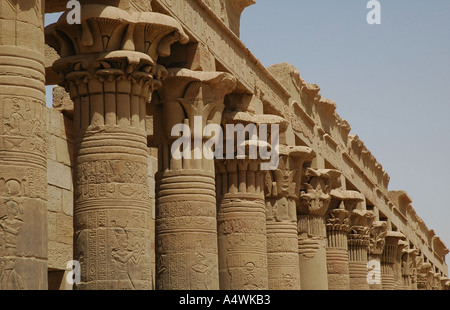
{"left": 382, "top": 231, "right": 406, "bottom": 264}
{"left": 265, "top": 146, "right": 314, "bottom": 223}
{"left": 298, "top": 168, "right": 341, "bottom": 217}
{"left": 154, "top": 68, "right": 236, "bottom": 143}
{"left": 326, "top": 202, "right": 350, "bottom": 233}
{"left": 348, "top": 209, "right": 376, "bottom": 247}
{"left": 369, "top": 221, "right": 388, "bottom": 256}
{"left": 46, "top": 4, "right": 188, "bottom": 89}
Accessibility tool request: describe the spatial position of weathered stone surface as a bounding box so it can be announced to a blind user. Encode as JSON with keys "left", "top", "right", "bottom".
{"left": 1, "top": 0, "right": 448, "bottom": 291}
{"left": 46, "top": 3, "right": 188, "bottom": 290}
{"left": 0, "top": 0, "right": 48, "bottom": 290}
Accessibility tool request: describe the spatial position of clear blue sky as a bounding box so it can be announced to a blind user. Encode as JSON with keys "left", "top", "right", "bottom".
{"left": 45, "top": 1, "right": 450, "bottom": 261}
{"left": 241, "top": 0, "right": 450, "bottom": 258}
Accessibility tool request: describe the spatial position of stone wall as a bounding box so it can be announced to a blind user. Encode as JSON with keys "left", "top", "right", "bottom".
{"left": 46, "top": 102, "right": 74, "bottom": 290}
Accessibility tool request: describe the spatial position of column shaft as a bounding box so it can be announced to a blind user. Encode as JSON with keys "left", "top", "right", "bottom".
{"left": 156, "top": 170, "right": 218, "bottom": 290}
{"left": 0, "top": 0, "right": 47, "bottom": 290}
{"left": 326, "top": 227, "right": 350, "bottom": 290}
{"left": 217, "top": 159, "right": 268, "bottom": 290}
{"left": 348, "top": 240, "right": 370, "bottom": 290}
{"left": 381, "top": 233, "right": 404, "bottom": 290}
{"left": 298, "top": 215, "right": 328, "bottom": 290}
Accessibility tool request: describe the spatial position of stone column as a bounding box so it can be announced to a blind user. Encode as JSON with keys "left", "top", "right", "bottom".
{"left": 394, "top": 239, "right": 408, "bottom": 290}
{"left": 401, "top": 247, "right": 418, "bottom": 290}
{"left": 46, "top": 5, "right": 188, "bottom": 290}
{"left": 325, "top": 190, "right": 364, "bottom": 290}
{"left": 348, "top": 209, "right": 375, "bottom": 290}
{"left": 153, "top": 69, "right": 236, "bottom": 290}
{"left": 297, "top": 168, "right": 341, "bottom": 290}
{"left": 216, "top": 155, "right": 269, "bottom": 290}
{"left": 381, "top": 231, "right": 405, "bottom": 290}
{"left": 368, "top": 221, "right": 387, "bottom": 290}
{"left": 0, "top": 0, "right": 47, "bottom": 289}
{"left": 265, "top": 146, "right": 314, "bottom": 290}
{"left": 215, "top": 112, "right": 275, "bottom": 290}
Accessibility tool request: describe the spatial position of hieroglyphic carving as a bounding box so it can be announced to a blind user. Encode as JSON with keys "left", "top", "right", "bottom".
{"left": 74, "top": 210, "right": 152, "bottom": 290}
{"left": 0, "top": 96, "right": 47, "bottom": 155}
{"left": 217, "top": 158, "right": 268, "bottom": 290}
{"left": 76, "top": 160, "right": 149, "bottom": 202}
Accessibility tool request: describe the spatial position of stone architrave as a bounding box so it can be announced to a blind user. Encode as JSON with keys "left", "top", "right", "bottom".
{"left": 153, "top": 68, "right": 236, "bottom": 290}
{"left": 297, "top": 168, "right": 341, "bottom": 290}
{"left": 347, "top": 208, "right": 375, "bottom": 290}
{"left": 46, "top": 5, "right": 188, "bottom": 290}
{"left": 326, "top": 190, "right": 365, "bottom": 290}
{"left": 265, "top": 145, "right": 314, "bottom": 290}
{"left": 368, "top": 221, "right": 388, "bottom": 290}
{"left": 381, "top": 231, "right": 405, "bottom": 290}
{"left": 0, "top": 0, "right": 48, "bottom": 290}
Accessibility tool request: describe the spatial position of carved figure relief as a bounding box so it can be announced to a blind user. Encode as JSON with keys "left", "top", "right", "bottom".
{"left": 191, "top": 253, "right": 213, "bottom": 290}
{"left": 110, "top": 221, "right": 147, "bottom": 290}
{"left": 0, "top": 97, "right": 46, "bottom": 153}
{"left": 0, "top": 199, "right": 25, "bottom": 290}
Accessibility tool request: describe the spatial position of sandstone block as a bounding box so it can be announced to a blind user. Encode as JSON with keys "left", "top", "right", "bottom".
{"left": 47, "top": 185, "right": 62, "bottom": 213}
{"left": 62, "top": 189, "right": 74, "bottom": 217}
{"left": 47, "top": 160, "right": 73, "bottom": 191}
